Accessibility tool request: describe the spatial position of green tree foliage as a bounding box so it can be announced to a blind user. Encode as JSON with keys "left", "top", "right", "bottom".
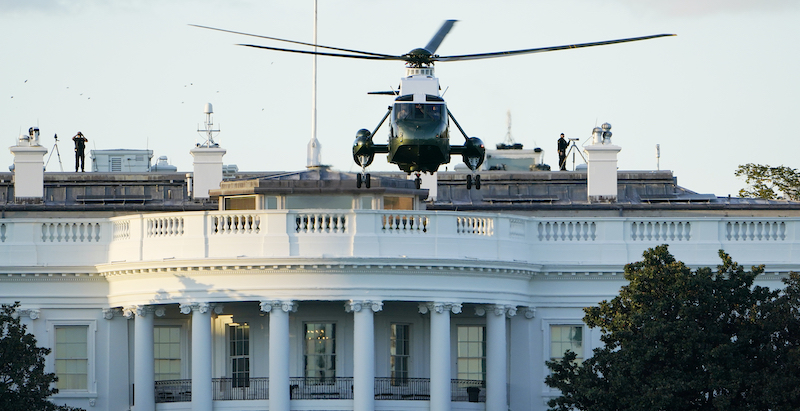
{"left": 735, "top": 163, "right": 800, "bottom": 201}
{"left": 0, "top": 302, "right": 85, "bottom": 411}
{"left": 546, "top": 245, "right": 800, "bottom": 411}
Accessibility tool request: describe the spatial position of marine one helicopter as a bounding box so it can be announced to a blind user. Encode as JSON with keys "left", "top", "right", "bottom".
{"left": 192, "top": 22, "right": 674, "bottom": 189}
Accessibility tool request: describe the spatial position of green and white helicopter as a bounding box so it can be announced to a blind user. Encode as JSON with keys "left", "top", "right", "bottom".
{"left": 193, "top": 21, "right": 673, "bottom": 189}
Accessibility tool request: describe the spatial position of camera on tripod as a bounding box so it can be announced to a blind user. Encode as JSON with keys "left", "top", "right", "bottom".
{"left": 569, "top": 138, "right": 579, "bottom": 141}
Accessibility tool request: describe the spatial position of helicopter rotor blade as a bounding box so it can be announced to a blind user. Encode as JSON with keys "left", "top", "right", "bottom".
{"left": 191, "top": 24, "right": 398, "bottom": 59}
{"left": 434, "top": 33, "right": 676, "bottom": 62}
{"left": 239, "top": 44, "right": 407, "bottom": 60}
{"left": 424, "top": 19, "right": 457, "bottom": 54}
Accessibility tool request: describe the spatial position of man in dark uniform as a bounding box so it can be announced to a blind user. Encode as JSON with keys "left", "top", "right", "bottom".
{"left": 72, "top": 132, "right": 88, "bottom": 172}
{"left": 557, "top": 133, "right": 568, "bottom": 171}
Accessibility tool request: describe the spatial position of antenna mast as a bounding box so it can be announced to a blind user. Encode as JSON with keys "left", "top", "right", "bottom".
{"left": 197, "top": 103, "right": 220, "bottom": 147}
{"left": 307, "top": 0, "right": 322, "bottom": 167}
{"left": 503, "top": 110, "right": 515, "bottom": 145}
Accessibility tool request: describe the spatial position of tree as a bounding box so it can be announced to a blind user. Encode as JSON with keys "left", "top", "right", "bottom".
{"left": 545, "top": 245, "right": 800, "bottom": 411}
{"left": 0, "top": 302, "right": 85, "bottom": 411}
{"left": 735, "top": 163, "right": 800, "bottom": 201}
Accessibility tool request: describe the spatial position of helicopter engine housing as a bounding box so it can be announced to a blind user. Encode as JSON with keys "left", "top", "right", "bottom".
{"left": 461, "top": 137, "right": 486, "bottom": 171}
{"left": 352, "top": 129, "right": 376, "bottom": 167}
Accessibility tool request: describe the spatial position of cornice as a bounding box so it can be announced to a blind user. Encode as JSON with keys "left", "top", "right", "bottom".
{"left": 97, "top": 259, "right": 540, "bottom": 280}
{"left": 0, "top": 272, "right": 105, "bottom": 282}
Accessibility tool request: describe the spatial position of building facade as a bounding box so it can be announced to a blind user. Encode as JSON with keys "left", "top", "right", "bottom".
{"left": 2, "top": 138, "right": 799, "bottom": 411}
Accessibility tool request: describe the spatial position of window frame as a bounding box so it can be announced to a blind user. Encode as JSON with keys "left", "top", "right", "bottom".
{"left": 542, "top": 319, "right": 587, "bottom": 395}
{"left": 302, "top": 322, "right": 337, "bottom": 383}
{"left": 46, "top": 320, "right": 97, "bottom": 398}
{"left": 389, "top": 323, "right": 411, "bottom": 384}
{"left": 153, "top": 324, "right": 185, "bottom": 381}
{"left": 227, "top": 322, "right": 251, "bottom": 388}
{"left": 456, "top": 325, "right": 487, "bottom": 382}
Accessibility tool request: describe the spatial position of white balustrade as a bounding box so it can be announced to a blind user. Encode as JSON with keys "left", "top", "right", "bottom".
{"left": 41, "top": 221, "right": 102, "bottom": 242}
{"left": 381, "top": 214, "right": 428, "bottom": 233}
{"left": 294, "top": 212, "right": 347, "bottom": 233}
{"left": 725, "top": 221, "right": 786, "bottom": 241}
{"left": 537, "top": 221, "right": 596, "bottom": 241}
{"left": 630, "top": 221, "right": 691, "bottom": 241}
{"left": 212, "top": 214, "right": 260, "bottom": 234}
{"left": 147, "top": 217, "right": 184, "bottom": 237}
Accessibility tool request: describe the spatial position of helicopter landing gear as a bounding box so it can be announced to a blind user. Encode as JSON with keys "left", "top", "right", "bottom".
{"left": 414, "top": 172, "right": 422, "bottom": 189}
{"left": 356, "top": 172, "right": 371, "bottom": 189}
{"left": 466, "top": 174, "right": 481, "bottom": 190}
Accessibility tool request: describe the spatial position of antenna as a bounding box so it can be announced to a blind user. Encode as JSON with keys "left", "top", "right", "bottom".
{"left": 197, "top": 103, "right": 220, "bottom": 147}
{"left": 656, "top": 144, "right": 661, "bottom": 171}
{"left": 307, "top": 0, "right": 322, "bottom": 167}
{"left": 503, "top": 110, "right": 515, "bottom": 145}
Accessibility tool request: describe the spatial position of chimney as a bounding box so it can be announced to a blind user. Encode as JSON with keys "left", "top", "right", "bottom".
{"left": 9, "top": 127, "right": 48, "bottom": 202}
{"left": 584, "top": 123, "right": 620, "bottom": 203}
{"left": 190, "top": 146, "right": 226, "bottom": 200}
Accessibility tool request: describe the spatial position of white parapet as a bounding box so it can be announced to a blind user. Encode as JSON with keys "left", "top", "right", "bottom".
{"left": 10, "top": 137, "right": 48, "bottom": 201}
{"left": 190, "top": 146, "right": 226, "bottom": 199}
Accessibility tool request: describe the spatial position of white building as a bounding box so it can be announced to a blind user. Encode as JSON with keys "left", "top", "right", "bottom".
{"left": 2, "top": 133, "right": 798, "bottom": 411}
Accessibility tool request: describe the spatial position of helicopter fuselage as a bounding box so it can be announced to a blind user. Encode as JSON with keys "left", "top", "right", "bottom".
{"left": 386, "top": 69, "right": 452, "bottom": 173}
{"left": 388, "top": 97, "right": 450, "bottom": 173}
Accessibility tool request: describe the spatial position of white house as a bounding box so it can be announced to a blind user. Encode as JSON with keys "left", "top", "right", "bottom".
{"left": 2, "top": 132, "right": 798, "bottom": 411}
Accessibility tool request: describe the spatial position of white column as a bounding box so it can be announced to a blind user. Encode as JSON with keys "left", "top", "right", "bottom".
{"left": 347, "top": 300, "right": 383, "bottom": 411}
{"left": 180, "top": 303, "right": 213, "bottom": 411}
{"left": 261, "top": 300, "right": 296, "bottom": 411}
{"left": 420, "top": 302, "right": 461, "bottom": 411}
{"left": 128, "top": 306, "right": 155, "bottom": 411}
{"left": 486, "top": 305, "right": 516, "bottom": 411}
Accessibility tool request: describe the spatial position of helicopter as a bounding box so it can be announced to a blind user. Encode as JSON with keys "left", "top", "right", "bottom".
{"left": 191, "top": 22, "right": 674, "bottom": 189}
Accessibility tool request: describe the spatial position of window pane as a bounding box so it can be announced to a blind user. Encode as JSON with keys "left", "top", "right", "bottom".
{"left": 550, "top": 325, "right": 584, "bottom": 364}
{"left": 54, "top": 326, "right": 88, "bottom": 390}
{"left": 457, "top": 326, "right": 486, "bottom": 381}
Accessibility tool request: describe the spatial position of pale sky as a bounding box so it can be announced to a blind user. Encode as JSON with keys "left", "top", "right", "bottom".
{"left": 2, "top": 0, "right": 799, "bottom": 197}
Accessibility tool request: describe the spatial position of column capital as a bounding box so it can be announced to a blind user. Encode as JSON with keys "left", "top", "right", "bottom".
{"left": 524, "top": 306, "right": 536, "bottom": 319}
{"left": 345, "top": 300, "right": 383, "bottom": 313}
{"left": 419, "top": 302, "right": 462, "bottom": 315}
{"left": 259, "top": 300, "right": 298, "bottom": 313}
{"left": 17, "top": 308, "right": 40, "bottom": 320}
{"left": 124, "top": 305, "right": 156, "bottom": 319}
{"left": 475, "top": 304, "right": 517, "bottom": 318}
{"left": 179, "top": 302, "right": 212, "bottom": 315}
{"left": 103, "top": 308, "right": 123, "bottom": 320}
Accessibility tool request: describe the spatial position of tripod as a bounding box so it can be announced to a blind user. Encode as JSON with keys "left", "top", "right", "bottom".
{"left": 563, "top": 139, "right": 586, "bottom": 171}
{"left": 45, "top": 134, "right": 64, "bottom": 172}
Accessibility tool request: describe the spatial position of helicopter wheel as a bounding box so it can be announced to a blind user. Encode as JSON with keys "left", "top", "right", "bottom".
{"left": 466, "top": 174, "right": 472, "bottom": 190}
{"left": 357, "top": 173, "right": 363, "bottom": 188}
{"left": 365, "top": 173, "right": 371, "bottom": 189}
{"left": 475, "top": 174, "right": 481, "bottom": 190}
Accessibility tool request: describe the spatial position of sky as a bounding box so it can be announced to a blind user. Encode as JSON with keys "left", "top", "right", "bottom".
{"left": 2, "top": 0, "right": 799, "bottom": 197}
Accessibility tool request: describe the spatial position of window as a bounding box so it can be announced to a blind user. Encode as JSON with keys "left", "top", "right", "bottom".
{"left": 54, "top": 326, "right": 89, "bottom": 390}
{"left": 304, "top": 323, "right": 336, "bottom": 382}
{"left": 384, "top": 196, "right": 413, "bottom": 210}
{"left": 224, "top": 196, "right": 256, "bottom": 210}
{"left": 229, "top": 323, "right": 250, "bottom": 388}
{"left": 390, "top": 324, "right": 410, "bottom": 384}
{"left": 550, "top": 325, "right": 583, "bottom": 364}
{"left": 286, "top": 195, "right": 352, "bottom": 210}
{"left": 154, "top": 326, "right": 181, "bottom": 381}
{"left": 457, "top": 326, "right": 486, "bottom": 381}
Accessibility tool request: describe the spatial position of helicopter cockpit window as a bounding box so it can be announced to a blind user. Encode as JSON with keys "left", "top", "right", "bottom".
{"left": 393, "top": 103, "right": 443, "bottom": 122}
